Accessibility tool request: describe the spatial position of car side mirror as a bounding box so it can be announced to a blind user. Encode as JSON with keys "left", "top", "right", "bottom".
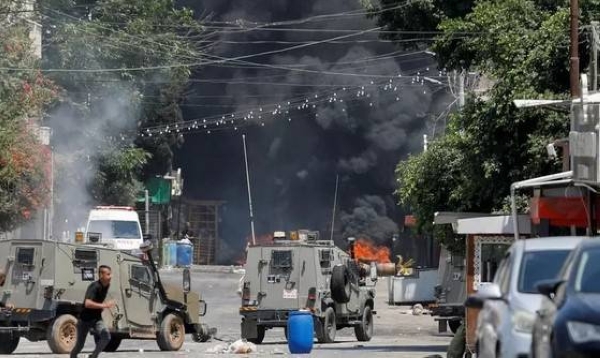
{"left": 183, "top": 268, "right": 191, "bottom": 294}
{"left": 143, "top": 234, "right": 153, "bottom": 242}
{"left": 536, "top": 279, "right": 565, "bottom": 299}
{"left": 464, "top": 283, "right": 503, "bottom": 309}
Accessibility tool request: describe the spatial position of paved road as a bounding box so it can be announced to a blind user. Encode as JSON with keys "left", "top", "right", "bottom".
{"left": 8, "top": 267, "right": 451, "bottom": 357}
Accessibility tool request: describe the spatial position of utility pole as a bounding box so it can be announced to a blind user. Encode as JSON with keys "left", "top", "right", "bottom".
{"left": 591, "top": 22, "right": 599, "bottom": 91}
{"left": 570, "top": 0, "right": 581, "bottom": 98}
{"left": 329, "top": 174, "right": 339, "bottom": 242}
{"left": 242, "top": 135, "right": 256, "bottom": 246}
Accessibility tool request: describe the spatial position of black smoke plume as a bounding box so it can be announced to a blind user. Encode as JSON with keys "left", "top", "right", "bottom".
{"left": 175, "top": 0, "right": 450, "bottom": 263}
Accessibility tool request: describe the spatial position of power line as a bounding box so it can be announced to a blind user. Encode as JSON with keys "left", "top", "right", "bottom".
{"left": 187, "top": 38, "right": 442, "bottom": 45}
{"left": 2, "top": 26, "right": 384, "bottom": 73}
{"left": 132, "top": 85, "right": 449, "bottom": 138}
{"left": 39, "top": 7, "right": 441, "bottom": 80}
{"left": 202, "top": 26, "right": 482, "bottom": 35}
{"left": 200, "top": 2, "right": 411, "bottom": 28}
{"left": 48, "top": 2, "right": 411, "bottom": 30}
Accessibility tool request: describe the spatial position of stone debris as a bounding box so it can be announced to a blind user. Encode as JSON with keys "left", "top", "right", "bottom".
{"left": 228, "top": 339, "right": 257, "bottom": 354}
{"left": 412, "top": 303, "right": 424, "bottom": 315}
{"left": 206, "top": 340, "right": 257, "bottom": 354}
{"left": 399, "top": 303, "right": 432, "bottom": 315}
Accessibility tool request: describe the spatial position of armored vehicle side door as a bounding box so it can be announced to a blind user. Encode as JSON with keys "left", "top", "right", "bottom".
{"left": 259, "top": 247, "right": 302, "bottom": 310}
{"left": 119, "top": 258, "right": 157, "bottom": 336}
{"left": 9, "top": 242, "right": 44, "bottom": 309}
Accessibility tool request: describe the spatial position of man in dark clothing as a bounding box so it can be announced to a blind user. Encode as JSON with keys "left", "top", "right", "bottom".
{"left": 70, "top": 265, "right": 115, "bottom": 358}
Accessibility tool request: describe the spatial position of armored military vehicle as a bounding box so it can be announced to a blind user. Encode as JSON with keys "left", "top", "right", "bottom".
{"left": 240, "top": 230, "right": 396, "bottom": 344}
{"left": 430, "top": 246, "right": 465, "bottom": 334}
{"left": 0, "top": 239, "right": 212, "bottom": 354}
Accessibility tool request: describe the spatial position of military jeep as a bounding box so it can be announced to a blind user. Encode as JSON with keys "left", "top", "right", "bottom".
{"left": 240, "top": 231, "right": 387, "bottom": 344}
{"left": 0, "top": 239, "right": 212, "bottom": 354}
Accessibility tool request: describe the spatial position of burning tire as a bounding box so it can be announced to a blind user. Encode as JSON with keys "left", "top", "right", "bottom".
{"left": 47, "top": 314, "right": 78, "bottom": 354}
{"left": 157, "top": 313, "right": 185, "bottom": 351}
{"left": 331, "top": 265, "right": 351, "bottom": 303}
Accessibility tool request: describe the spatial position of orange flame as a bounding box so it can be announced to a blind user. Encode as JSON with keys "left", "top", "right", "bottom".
{"left": 353, "top": 238, "right": 391, "bottom": 263}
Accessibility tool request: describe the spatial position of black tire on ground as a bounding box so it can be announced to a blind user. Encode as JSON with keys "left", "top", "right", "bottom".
{"left": 354, "top": 306, "right": 374, "bottom": 342}
{"left": 330, "top": 265, "right": 351, "bottom": 303}
{"left": 247, "top": 326, "right": 265, "bottom": 344}
{"left": 318, "top": 307, "right": 336, "bottom": 343}
{"left": 47, "top": 314, "right": 78, "bottom": 354}
{"left": 448, "top": 320, "right": 461, "bottom": 334}
{"left": 0, "top": 333, "right": 19, "bottom": 354}
{"left": 103, "top": 337, "right": 122, "bottom": 352}
{"left": 157, "top": 313, "right": 186, "bottom": 351}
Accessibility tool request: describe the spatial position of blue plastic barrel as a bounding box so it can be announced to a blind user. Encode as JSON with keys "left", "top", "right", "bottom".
{"left": 168, "top": 242, "right": 177, "bottom": 267}
{"left": 287, "top": 310, "right": 314, "bottom": 354}
{"left": 176, "top": 241, "right": 193, "bottom": 267}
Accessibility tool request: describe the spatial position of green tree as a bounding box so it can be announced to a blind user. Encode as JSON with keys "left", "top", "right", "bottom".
{"left": 361, "top": 0, "right": 474, "bottom": 47}
{"left": 41, "top": 0, "right": 205, "bottom": 214}
{"left": 366, "top": 0, "right": 596, "bottom": 252}
{"left": 0, "top": 2, "right": 57, "bottom": 231}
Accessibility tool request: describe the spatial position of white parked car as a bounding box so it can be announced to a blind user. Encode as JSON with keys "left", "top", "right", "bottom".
{"left": 465, "top": 236, "right": 586, "bottom": 358}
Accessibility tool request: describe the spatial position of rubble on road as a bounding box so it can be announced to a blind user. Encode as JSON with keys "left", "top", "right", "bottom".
{"left": 398, "top": 303, "right": 432, "bottom": 316}
{"left": 205, "top": 339, "right": 257, "bottom": 354}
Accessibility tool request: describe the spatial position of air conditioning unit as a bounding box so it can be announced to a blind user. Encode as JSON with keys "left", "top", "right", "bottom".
{"left": 570, "top": 101, "right": 600, "bottom": 182}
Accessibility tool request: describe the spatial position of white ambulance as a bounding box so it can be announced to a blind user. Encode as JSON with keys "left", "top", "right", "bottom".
{"left": 84, "top": 206, "right": 144, "bottom": 252}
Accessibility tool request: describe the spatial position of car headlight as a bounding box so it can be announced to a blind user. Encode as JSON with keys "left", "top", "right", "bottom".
{"left": 567, "top": 321, "right": 600, "bottom": 344}
{"left": 512, "top": 310, "right": 536, "bottom": 333}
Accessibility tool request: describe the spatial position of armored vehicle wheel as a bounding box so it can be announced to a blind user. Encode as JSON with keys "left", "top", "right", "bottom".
{"left": 448, "top": 320, "right": 461, "bottom": 334}
{"left": 157, "top": 313, "right": 186, "bottom": 351}
{"left": 247, "top": 326, "right": 265, "bottom": 344}
{"left": 0, "top": 333, "right": 19, "bottom": 354}
{"left": 331, "top": 265, "right": 351, "bottom": 303}
{"left": 317, "top": 307, "right": 336, "bottom": 343}
{"left": 47, "top": 314, "right": 78, "bottom": 354}
{"left": 354, "top": 306, "right": 373, "bottom": 342}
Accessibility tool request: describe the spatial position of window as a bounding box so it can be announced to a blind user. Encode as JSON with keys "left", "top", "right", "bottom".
{"left": 131, "top": 265, "right": 151, "bottom": 284}
{"left": 518, "top": 250, "right": 570, "bottom": 293}
{"left": 558, "top": 249, "right": 578, "bottom": 280}
{"left": 319, "top": 249, "right": 333, "bottom": 268}
{"left": 481, "top": 244, "right": 510, "bottom": 282}
{"left": 87, "top": 220, "right": 141, "bottom": 239}
{"left": 495, "top": 254, "right": 512, "bottom": 295}
{"left": 574, "top": 248, "right": 600, "bottom": 293}
{"left": 16, "top": 248, "right": 34, "bottom": 266}
{"left": 73, "top": 249, "right": 98, "bottom": 268}
{"left": 271, "top": 250, "right": 293, "bottom": 268}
